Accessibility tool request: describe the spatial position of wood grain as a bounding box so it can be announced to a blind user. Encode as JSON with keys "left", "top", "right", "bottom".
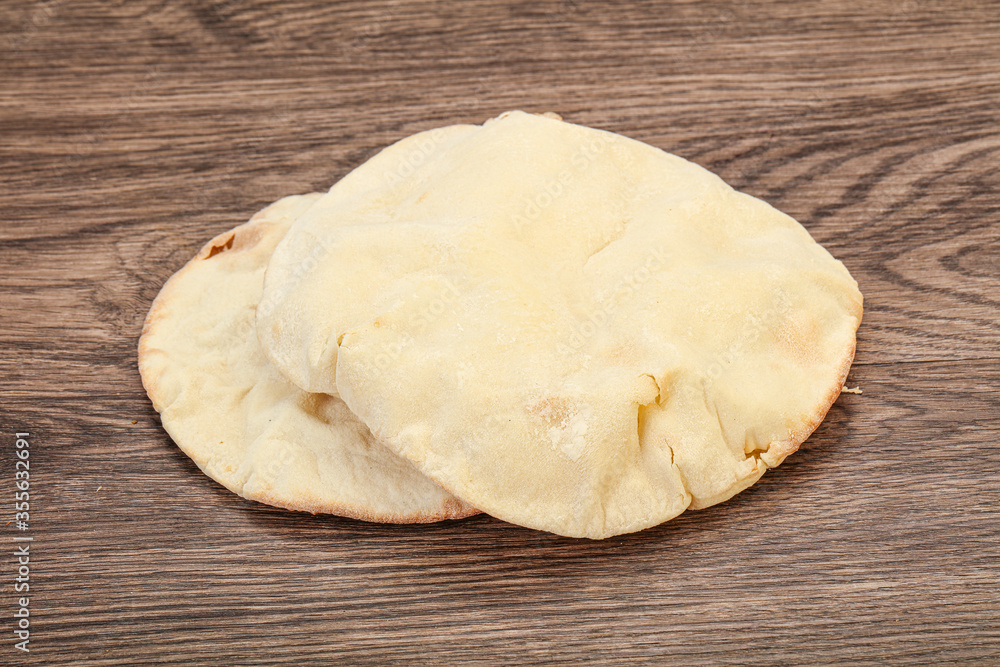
{"left": 1, "top": 1, "right": 998, "bottom": 664}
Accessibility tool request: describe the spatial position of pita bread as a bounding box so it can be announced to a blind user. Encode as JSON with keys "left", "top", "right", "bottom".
{"left": 257, "top": 111, "right": 862, "bottom": 538}
{"left": 256, "top": 123, "right": 480, "bottom": 395}
{"left": 138, "top": 194, "right": 476, "bottom": 523}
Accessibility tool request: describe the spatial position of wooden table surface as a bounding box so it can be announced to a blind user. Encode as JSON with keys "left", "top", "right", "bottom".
{"left": 2, "top": 1, "right": 998, "bottom": 664}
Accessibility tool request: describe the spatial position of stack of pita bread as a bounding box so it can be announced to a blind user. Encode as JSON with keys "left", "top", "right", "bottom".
{"left": 139, "top": 111, "right": 862, "bottom": 539}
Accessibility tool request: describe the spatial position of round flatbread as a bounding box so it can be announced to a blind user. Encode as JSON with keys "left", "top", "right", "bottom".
{"left": 258, "top": 112, "right": 863, "bottom": 538}
{"left": 138, "top": 194, "right": 476, "bottom": 523}
{"left": 255, "top": 122, "right": 480, "bottom": 395}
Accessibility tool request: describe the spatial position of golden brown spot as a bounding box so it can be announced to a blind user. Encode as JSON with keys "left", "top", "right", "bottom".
{"left": 206, "top": 234, "right": 235, "bottom": 259}
{"left": 529, "top": 396, "right": 570, "bottom": 427}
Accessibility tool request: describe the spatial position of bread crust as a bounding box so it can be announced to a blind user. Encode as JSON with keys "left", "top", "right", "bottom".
{"left": 138, "top": 195, "right": 478, "bottom": 524}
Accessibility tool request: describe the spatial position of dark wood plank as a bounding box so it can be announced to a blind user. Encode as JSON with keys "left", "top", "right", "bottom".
{"left": 0, "top": 361, "right": 997, "bottom": 665}
{"left": 1, "top": 0, "right": 998, "bottom": 664}
{"left": 3, "top": 2, "right": 998, "bottom": 363}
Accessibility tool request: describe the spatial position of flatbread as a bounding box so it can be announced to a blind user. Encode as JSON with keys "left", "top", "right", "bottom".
{"left": 256, "top": 122, "right": 480, "bottom": 395}
{"left": 258, "top": 112, "right": 863, "bottom": 538}
{"left": 138, "top": 194, "right": 476, "bottom": 523}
